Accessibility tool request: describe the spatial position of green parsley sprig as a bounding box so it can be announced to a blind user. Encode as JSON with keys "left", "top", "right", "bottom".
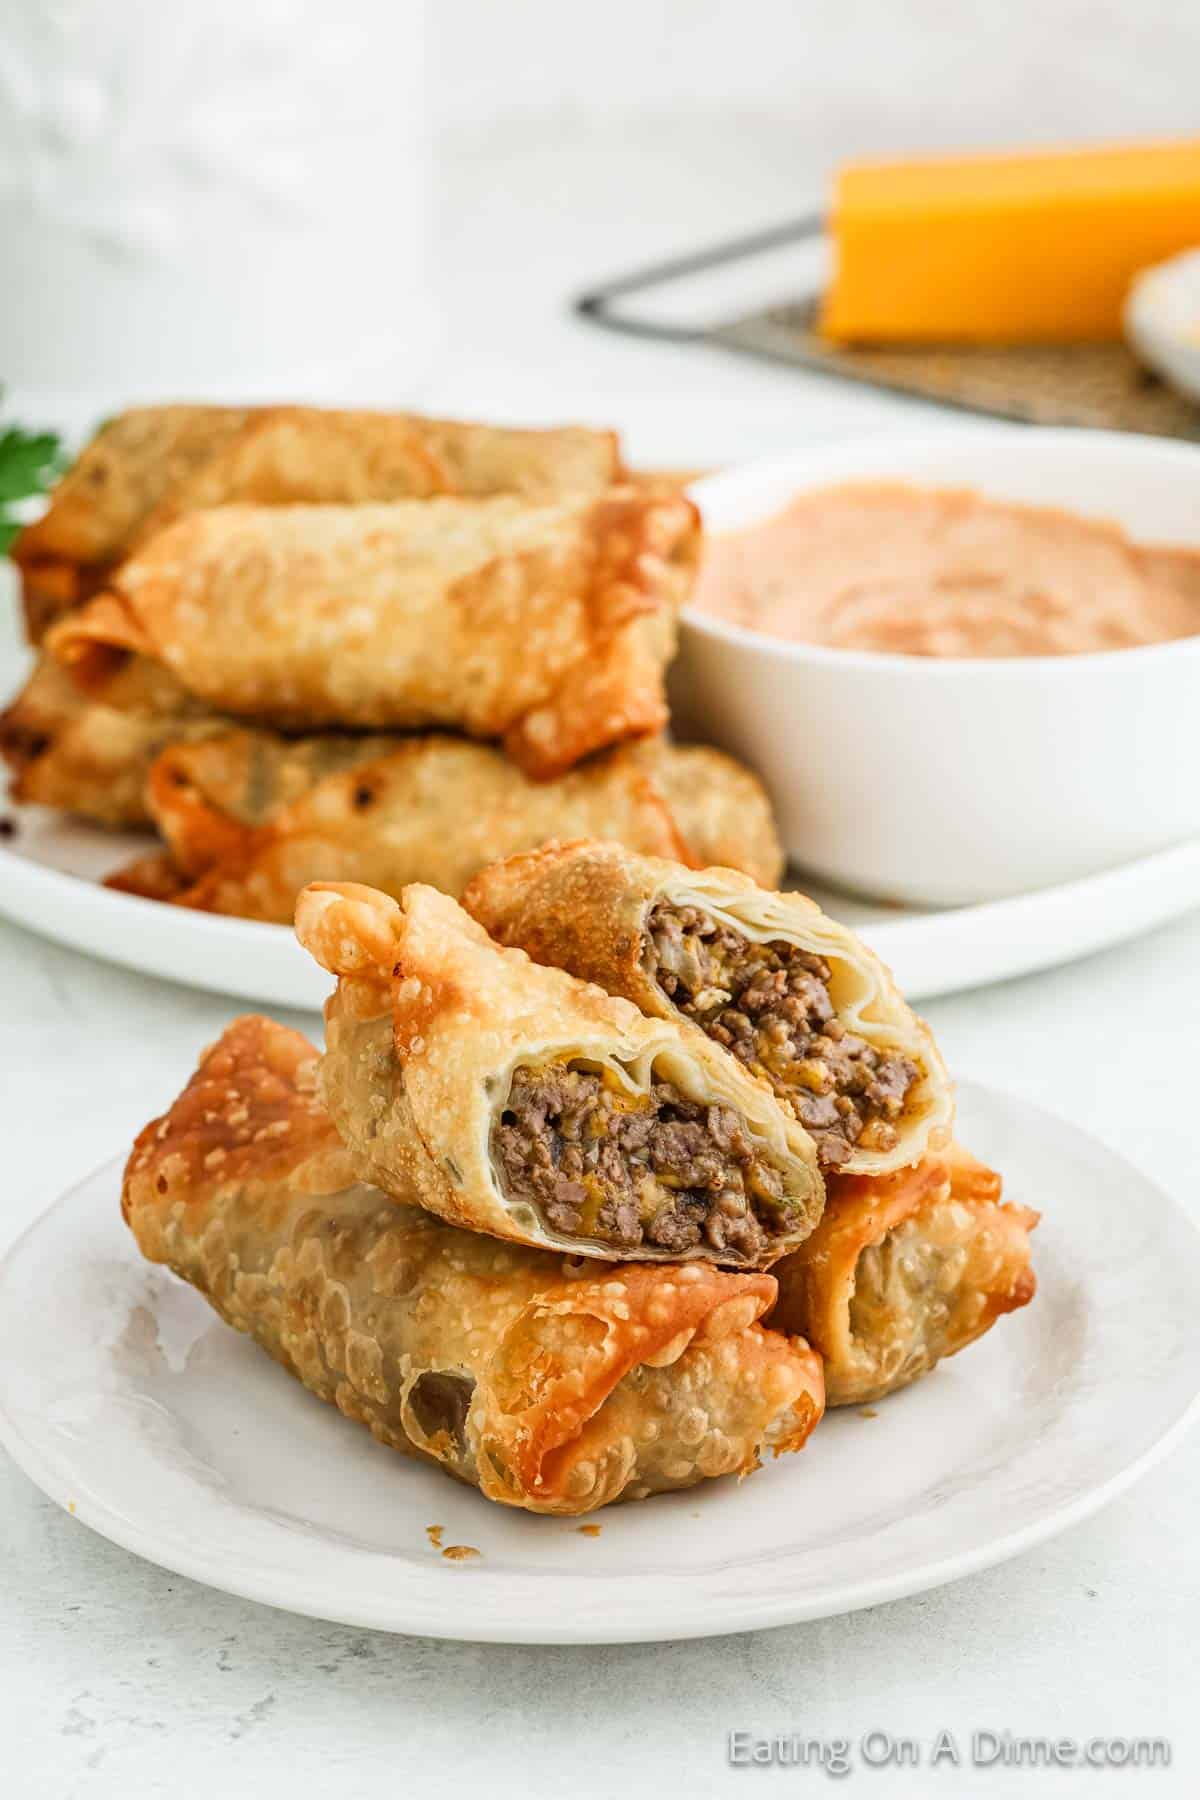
{"left": 0, "top": 422, "right": 64, "bottom": 553}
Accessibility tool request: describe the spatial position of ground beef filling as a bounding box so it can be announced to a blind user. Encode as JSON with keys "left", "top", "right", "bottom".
{"left": 648, "top": 902, "right": 919, "bottom": 1170}
{"left": 493, "top": 1061, "right": 794, "bottom": 1258}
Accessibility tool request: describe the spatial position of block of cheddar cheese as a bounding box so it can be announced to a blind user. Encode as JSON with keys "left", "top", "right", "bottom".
{"left": 820, "top": 137, "right": 1200, "bottom": 346}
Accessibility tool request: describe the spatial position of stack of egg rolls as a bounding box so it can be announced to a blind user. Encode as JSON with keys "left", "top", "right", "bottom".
{"left": 4, "top": 402, "right": 790, "bottom": 915}
{"left": 122, "top": 848, "right": 1036, "bottom": 1516}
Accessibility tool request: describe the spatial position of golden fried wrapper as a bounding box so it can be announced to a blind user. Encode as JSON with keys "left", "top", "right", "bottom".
{"left": 106, "top": 731, "right": 781, "bottom": 916}
{"left": 48, "top": 490, "right": 698, "bottom": 778}
{"left": 768, "top": 1145, "right": 1037, "bottom": 1404}
{"left": 122, "top": 1016, "right": 825, "bottom": 1514}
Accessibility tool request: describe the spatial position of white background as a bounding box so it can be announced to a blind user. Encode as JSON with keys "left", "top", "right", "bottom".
{"left": 433, "top": 0, "right": 1200, "bottom": 146}
{"left": 2, "top": 4, "right": 1200, "bottom": 1794}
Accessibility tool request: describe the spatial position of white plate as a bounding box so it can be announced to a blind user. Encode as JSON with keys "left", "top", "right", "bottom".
{"left": 1, "top": 1083, "right": 1197, "bottom": 1644}
{"left": 1, "top": 806, "right": 1198, "bottom": 1006}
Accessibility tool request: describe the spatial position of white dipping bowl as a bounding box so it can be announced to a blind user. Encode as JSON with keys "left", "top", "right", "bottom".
{"left": 674, "top": 427, "right": 1200, "bottom": 906}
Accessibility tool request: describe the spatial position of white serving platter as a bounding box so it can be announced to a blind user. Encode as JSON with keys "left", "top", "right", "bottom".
{"left": 0, "top": 1083, "right": 1196, "bottom": 1644}
{"left": 0, "top": 806, "right": 1197, "bottom": 1007}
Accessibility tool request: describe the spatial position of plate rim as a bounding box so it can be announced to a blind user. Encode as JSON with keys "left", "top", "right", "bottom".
{"left": 2, "top": 1083, "right": 1199, "bottom": 1644}
{"left": 0, "top": 818, "right": 329, "bottom": 1010}
{"left": 0, "top": 818, "right": 1198, "bottom": 1009}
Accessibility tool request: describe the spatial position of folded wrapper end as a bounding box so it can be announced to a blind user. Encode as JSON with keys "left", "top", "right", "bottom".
{"left": 502, "top": 489, "right": 698, "bottom": 780}
{"left": 142, "top": 742, "right": 258, "bottom": 880}
{"left": 45, "top": 592, "right": 151, "bottom": 695}
{"left": 11, "top": 553, "right": 87, "bottom": 645}
{"left": 295, "top": 881, "right": 405, "bottom": 977}
{"left": 295, "top": 881, "right": 415, "bottom": 1032}
{"left": 767, "top": 1145, "right": 1038, "bottom": 1406}
{"left": 481, "top": 1262, "right": 825, "bottom": 1507}
{"left": 106, "top": 851, "right": 191, "bottom": 903}
{"left": 504, "top": 611, "right": 673, "bottom": 780}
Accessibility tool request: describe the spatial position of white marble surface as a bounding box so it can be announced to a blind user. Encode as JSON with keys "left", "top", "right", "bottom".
{"left": 3, "top": 121, "right": 1200, "bottom": 1798}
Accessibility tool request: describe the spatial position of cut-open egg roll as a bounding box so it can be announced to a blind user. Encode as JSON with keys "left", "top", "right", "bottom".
{"left": 14, "top": 404, "right": 621, "bottom": 641}
{"left": 295, "top": 880, "right": 825, "bottom": 1267}
{"left": 106, "top": 731, "right": 781, "bottom": 915}
{"left": 46, "top": 489, "right": 698, "bottom": 778}
{"left": 768, "top": 1145, "right": 1038, "bottom": 1404}
{"left": 0, "top": 653, "right": 222, "bottom": 827}
{"left": 464, "top": 840, "right": 952, "bottom": 1175}
{"left": 123, "top": 1015, "right": 825, "bottom": 1515}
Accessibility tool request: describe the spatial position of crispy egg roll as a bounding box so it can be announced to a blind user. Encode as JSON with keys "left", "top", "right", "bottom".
{"left": 108, "top": 734, "right": 688, "bottom": 912}
{"left": 295, "top": 880, "right": 825, "bottom": 1268}
{"left": 768, "top": 1145, "right": 1038, "bottom": 1405}
{"left": 464, "top": 841, "right": 952, "bottom": 1176}
{"left": 106, "top": 731, "right": 781, "bottom": 915}
{"left": 0, "top": 653, "right": 221, "bottom": 827}
{"left": 47, "top": 490, "right": 697, "bottom": 778}
{"left": 14, "top": 404, "right": 621, "bottom": 641}
{"left": 123, "top": 1015, "right": 824, "bottom": 1515}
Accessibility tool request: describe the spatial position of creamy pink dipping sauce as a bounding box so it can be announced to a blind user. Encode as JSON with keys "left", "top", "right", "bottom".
{"left": 690, "top": 482, "right": 1200, "bottom": 658}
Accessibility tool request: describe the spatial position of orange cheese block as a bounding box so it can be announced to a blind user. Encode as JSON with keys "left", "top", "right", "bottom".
{"left": 820, "top": 138, "right": 1200, "bottom": 345}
